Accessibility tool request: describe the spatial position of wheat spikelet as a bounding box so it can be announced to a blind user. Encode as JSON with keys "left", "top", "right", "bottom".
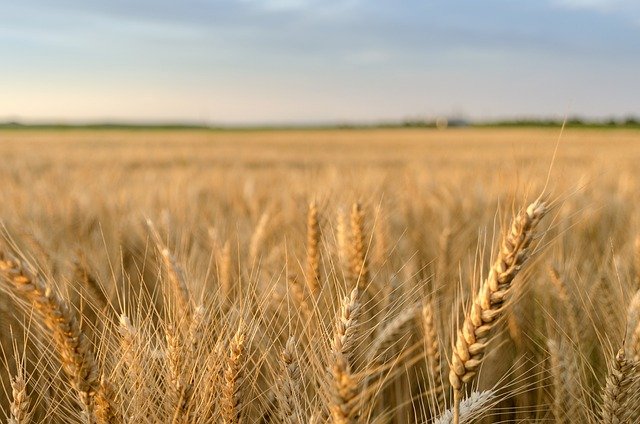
{"left": 329, "top": 288, "right": 361, "bottom": 424}
{"left": 601, "top": 348, "right": 637, "bottom": 423}
{"left": 433, "top": 390, "right": 495, "bottom": 424}
{"left": 0, "top": 252, "right": 100, "bottom": 420}
{"left": 422, "top": 300, "right": 445, "bottom": 411}
{"left": 8, "top": 367, "right": 31, "bottom": 424}
{"left": 222, "top": 326, "right": 246, "bottom": 424}
{"left": 448, "top": 200, "right": 546, "bottom": 422}
{"left": 349, "top": 203, "right": 369, "bottom": 290}
{"left": 278, "top": 337, "right": 302, "bottom": 424}
{"left": 306, "top": 201, "right": 321, "bottom": 297}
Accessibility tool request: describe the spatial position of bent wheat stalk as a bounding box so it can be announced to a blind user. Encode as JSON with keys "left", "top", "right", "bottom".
{"left": 0, "top": 252, "right": 100, "bottom": 422}
{"left": 448, "top": 199, "right": 547, "bottom": 424}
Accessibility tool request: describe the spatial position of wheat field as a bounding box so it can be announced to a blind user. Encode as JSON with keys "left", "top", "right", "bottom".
{"left": 0, "top": 127, "right": 639, "bottom": 423}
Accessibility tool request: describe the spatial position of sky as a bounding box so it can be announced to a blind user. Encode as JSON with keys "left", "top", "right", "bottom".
{"left": 1, "top": 0, "right": 640, "bottom": 125}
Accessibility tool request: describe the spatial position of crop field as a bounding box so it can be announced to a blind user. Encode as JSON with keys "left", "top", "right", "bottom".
{"left": 1, "top": 127, "right": 640, "bottom": 423}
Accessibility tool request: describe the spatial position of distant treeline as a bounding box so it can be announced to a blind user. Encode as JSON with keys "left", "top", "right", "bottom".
{"left": 478, "top": 116, "right": 640, "bottom": 129}
{"left": 1, "top": 116, "right": 639, "bottom": 130}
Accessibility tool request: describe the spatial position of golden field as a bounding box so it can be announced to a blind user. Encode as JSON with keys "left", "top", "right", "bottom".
{"left": 0, "top": 127, "right": 640, "bottom": 423}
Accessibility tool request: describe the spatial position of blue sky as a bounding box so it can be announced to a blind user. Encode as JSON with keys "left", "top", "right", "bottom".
{"left": 1, "top": 0, "right": 639, "bottom": 124}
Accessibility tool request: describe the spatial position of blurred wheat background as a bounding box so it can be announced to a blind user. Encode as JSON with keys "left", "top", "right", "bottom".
{"left": 1, "top": 127, "right": 640, "bottom": 423}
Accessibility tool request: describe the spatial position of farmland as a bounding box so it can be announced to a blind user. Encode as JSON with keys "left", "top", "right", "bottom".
{"left": 0, "top": 127, "right": 639, "bottom": 423}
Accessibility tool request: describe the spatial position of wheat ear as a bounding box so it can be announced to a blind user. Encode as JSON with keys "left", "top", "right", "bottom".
{"left": 601, "top": 348, "right": 637, "bottom": 423}
{"left": 349, "top": 203, "right": 369, "bottom": 290}
{"left": 548, "top": 266, "right": 580, "bottom": 341}
{"left": 422, "top": 300, "right": 445, "bottom": 411}
{"left": 433, "top": 390, "right": 495, "bottom": 424}
{"left": 8, "top": 367, "right": 31, "bottom": 424}
{"left": 448, "top": 200, "right": 547, "bottom": 423}
{"left": 0, "top": 252, "right": 100, "bottom": 420}
{"left": 218, "top": 241, "right": 232, "bottom": 301}
{"left": 249, "top": 211, "right": 269, "bottom": 264}
{"left": 278, "top": 337, "right": 302, "bottom": 424}
{"left": 288, "top": 275, "right": 312, "bottom": 325}
{"left": 547, "top": 338, "right": 583, "bottom": 424}
{"left": 147, "top": 220, "right": 192, "bottom": 315}
{"left": 329, "top": 288, "right": 361, "bottom": 424}
{"left": 166, "top": 323, "right": 188, "bottom": 419}
{"left": 367, "top": 303, "right": 420, "bottom": 364}
{"left": 306, "top": 201, "right": 321, "bottom": 297}
{"left": 222, "top": 326, "right": 246, "bottom": 424}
